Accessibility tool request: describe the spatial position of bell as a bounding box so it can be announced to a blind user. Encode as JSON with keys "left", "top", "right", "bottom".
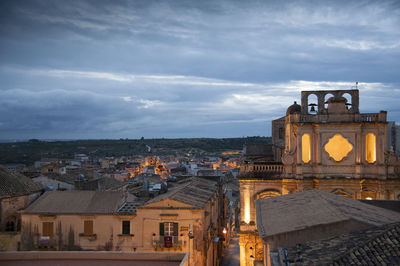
{"left": 310, "top": 105, "right": 316, "bottom": 112}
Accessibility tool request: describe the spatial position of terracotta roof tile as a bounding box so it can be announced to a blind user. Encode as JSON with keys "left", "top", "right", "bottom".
{"left": 142, "top": 177, "right": 217, "bottom": 209}
{"left": 23, "top": 190, "right": 124, "bottom": 214}
{"left": 257, "top": 190, "right": 400, "bottom": 238}
{"left": 0, "top": 166, "right": 43, "bottom": 196}
{"left": 285, "top": 222, "right": 400, "bottom": 265}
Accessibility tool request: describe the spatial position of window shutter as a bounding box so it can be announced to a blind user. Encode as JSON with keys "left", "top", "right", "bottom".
{"left": 84, "top": 220, "right": 93, "bottom": 235}
{"left": 173, "top": 223, "right": 178, "bottom": 236}
{"left": 122, "top": 221, "right": 130, "bottom": 235}
{"left": 43, "top": 222, "right": 54, "bottom": 237}
{"left": 159, "top": 222, "right": 164, "bottom": 236}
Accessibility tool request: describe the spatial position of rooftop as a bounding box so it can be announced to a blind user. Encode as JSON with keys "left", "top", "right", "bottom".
{"left": 285, "top": 222, "right": 400, "bottom": 265}
{"left": 256, "top": 190, "right": 400, "bottom": 238}
{"left": 141, "top": 177, "right": 217, "bottom": 209}
{"left": 23, "top": 190, "right": 124, "bottom": 215}
{"left": 0, "top": 166, "right": 43, "bottom": 196}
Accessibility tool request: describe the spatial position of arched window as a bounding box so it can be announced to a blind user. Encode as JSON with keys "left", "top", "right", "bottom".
{"left": 342, "top": 93, "right": 352, "bottom": 110}
{"left": 307, "top": 94, "right": 318, "bottom": 114}
{"left": 6, "top": 220, "right": 15, "bottom": 231}
{"left": 302, "top": 133, "right": 311, "bottom": 163}
{"left": 257, "top": 189, "right": 281, "bottom": 199}
{"left": 366, "top": 133, "right": 376, "bottom": 163}
{"left": 324, "top": 93, "right": 334, "bottom": 109}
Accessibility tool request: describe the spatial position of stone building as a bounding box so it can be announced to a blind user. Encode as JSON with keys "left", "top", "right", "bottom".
{"left": 20, "top": 177, "right": 225, "bottom": 266}
{"left": 256, "top": 190, "right": 400, "bottom": 265}
{"left": 238, "top": 89, "right": 400, "bottom": 265}
{"left": 0, "top": 167, "right": 43, "bottom": 250}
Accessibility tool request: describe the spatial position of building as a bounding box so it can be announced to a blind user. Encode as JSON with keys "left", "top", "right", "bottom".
{"left": 21, "top": 191, "right": 126, "bottom": 251}
{"left": 238, "top": 89, "right": 400, "bottom": 265}
{"left": 32, "top": 175, "right": 74, "bottom": 191}
{"left": 0, "top": 167, "right": 43, "bottom": 250}
{"left": 134, "top": 177, "right": 225, "bottom": 266}
{"left": 40, "top": 164, "right": 66, "bottom": 175}
{"left": 255, "top": 190, "right": 400, "bottom": 265}
{"left": 20, "top": 177, "right": 225, "bottom": 265}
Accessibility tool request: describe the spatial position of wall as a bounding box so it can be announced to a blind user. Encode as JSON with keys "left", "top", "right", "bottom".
{"left": 0, "top": 232, "right": 20, "bottom": 251}
{"left": 0, "top": 251, "right": 187, "bottom": 266}
{"left": 21, "top": 213, "right": 137, "bottom": 251}
{"left": 0, "top": 192, "right": 41, "bottom": 231}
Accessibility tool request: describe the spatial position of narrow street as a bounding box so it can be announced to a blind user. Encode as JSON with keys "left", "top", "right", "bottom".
{"left": 220, "top": 235, "right": 240, "bottom": 266}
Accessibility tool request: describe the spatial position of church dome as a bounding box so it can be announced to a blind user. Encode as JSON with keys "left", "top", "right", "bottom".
{"left": 286, "top": 101, "right": 301, "bottom": 116}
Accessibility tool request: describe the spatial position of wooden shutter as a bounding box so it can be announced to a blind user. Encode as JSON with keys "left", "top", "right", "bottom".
{"left": 42, "top": 222, "right": 54, "bottom": 237}
{"left": 159, "top": 222, "right": 164, "bottom": 236}
{"left": 84, "top": 220, "right": 93, "bottom": 235}
{"left": 173, "top": 223, "right": 178, "bottom": 236}
{"left": 122, "top": 221, "right": 130, "bottom": 235}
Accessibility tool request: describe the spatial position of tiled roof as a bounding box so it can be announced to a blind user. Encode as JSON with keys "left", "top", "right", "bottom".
{"left": 285, "top": 222, "right": 400, "bottom": 265}
{"left": 23, "top": 191, "right": 124, "bottom": 214}
{"left": 256, "top": 190, "right": 400, "bottom": 238}
{"left": 0, "top": 166, "right": 43, "bottom": 196}
{"left": 118, "top": 202, "right": 143, "bottom": 214}
{"left": 142, "top": 177, "right": 217, "bottom": 209}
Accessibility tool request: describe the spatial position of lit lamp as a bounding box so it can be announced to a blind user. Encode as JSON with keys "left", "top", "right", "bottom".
{"left": 222, "top": 228, "right": 227, "bottom": 235}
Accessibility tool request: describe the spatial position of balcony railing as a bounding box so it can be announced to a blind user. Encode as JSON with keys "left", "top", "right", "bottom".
{"left": 240, "top": 163, "right": 284, "bottom": 174}
{"left": 152, "top": 236, "right": 183, "bottom": 248}
{"left": 287, "top": 112, "right": 387, "bottom": 123}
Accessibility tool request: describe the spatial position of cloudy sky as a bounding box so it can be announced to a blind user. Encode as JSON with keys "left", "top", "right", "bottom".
{"left": 0, "top": 0, "right": 399, "bottom": 140}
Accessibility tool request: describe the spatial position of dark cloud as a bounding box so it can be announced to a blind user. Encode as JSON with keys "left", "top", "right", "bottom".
{"left": 0, "top": 0, "right": 399, "bottom": 139}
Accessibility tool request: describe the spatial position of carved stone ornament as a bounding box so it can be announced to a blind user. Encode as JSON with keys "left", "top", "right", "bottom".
{"left": 324, "top": 134, "right": 353, "bottom": 162}
{"left": 282, "top": 148, "right": 296, "bottom": 165}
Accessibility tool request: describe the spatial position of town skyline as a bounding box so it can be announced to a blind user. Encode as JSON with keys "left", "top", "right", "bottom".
{"left": 1, "top": 0, "right": 399, "bottom": 140}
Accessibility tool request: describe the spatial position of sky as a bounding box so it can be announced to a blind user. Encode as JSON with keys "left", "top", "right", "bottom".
{"left": 0, "top": 0, "right": 399, "bottom": 140}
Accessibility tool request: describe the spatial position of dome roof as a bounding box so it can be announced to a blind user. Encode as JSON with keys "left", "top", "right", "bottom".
{"left": 286, "top": 101, "right": 301, "bottom": 115}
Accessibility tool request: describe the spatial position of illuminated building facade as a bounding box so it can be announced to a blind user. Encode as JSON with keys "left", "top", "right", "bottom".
{"left": 238, "top": 89, "right": 400, "bottom": 265}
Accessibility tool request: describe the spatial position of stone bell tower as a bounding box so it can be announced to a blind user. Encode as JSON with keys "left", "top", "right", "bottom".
{"left": 282, "top": 89, "right": 396, "bottom": 180}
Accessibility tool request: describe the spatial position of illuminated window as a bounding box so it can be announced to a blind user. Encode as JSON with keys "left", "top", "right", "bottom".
{"left": 42, "top": 222, "right": 54, "bottom": 237}
{"left": 302, "top": 134, "right": 311, "bottom": 163}
{"left": 324, "top": 134, "right": 353, "bottom": 161}
{"left": 366, "top": 133, "right": 376, "bottom": 163}
{"left": 244, "top": 189, "right": 250, "bottom": 224}
{"left": 84, "top": 220, "right": 93, "bottom": 235}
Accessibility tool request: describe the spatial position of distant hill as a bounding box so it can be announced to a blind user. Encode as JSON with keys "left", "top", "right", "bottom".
{"left": 0, "top": 137, "right": 271, "bottom": 165}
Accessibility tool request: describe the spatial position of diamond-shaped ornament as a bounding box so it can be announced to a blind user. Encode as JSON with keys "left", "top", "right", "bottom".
{"left": 324, "top": 134, "right": 353, "bottom": 161}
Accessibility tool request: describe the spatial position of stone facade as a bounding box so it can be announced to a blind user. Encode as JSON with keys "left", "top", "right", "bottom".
{"left": 238, "top": 89, "right": 400, "bottom": 265}
{"left": 20, "top": 178, "right": 224, "bottom": 266}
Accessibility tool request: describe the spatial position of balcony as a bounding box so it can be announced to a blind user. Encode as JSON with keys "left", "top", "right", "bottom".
{"left": 152, "top": 236, "right": 183, "bottom": 251}
{"left": 287, "top": 111, "right": 387, "bottom": 124}
{"left": 240, "top": 162, "right": 283, "bottom": 178}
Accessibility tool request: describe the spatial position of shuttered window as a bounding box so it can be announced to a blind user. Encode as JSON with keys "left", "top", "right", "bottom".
{"left": 42, "top": 222, "right": 54, "bottom": 237}
{"left": 160, "top": 222, "right": 178, "bottom": 236}
{"left": 122, "top": 221, "right": 130, "bottom": 235}
{"left": 84, "top": 220, "right": 93, "bottom": 235}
